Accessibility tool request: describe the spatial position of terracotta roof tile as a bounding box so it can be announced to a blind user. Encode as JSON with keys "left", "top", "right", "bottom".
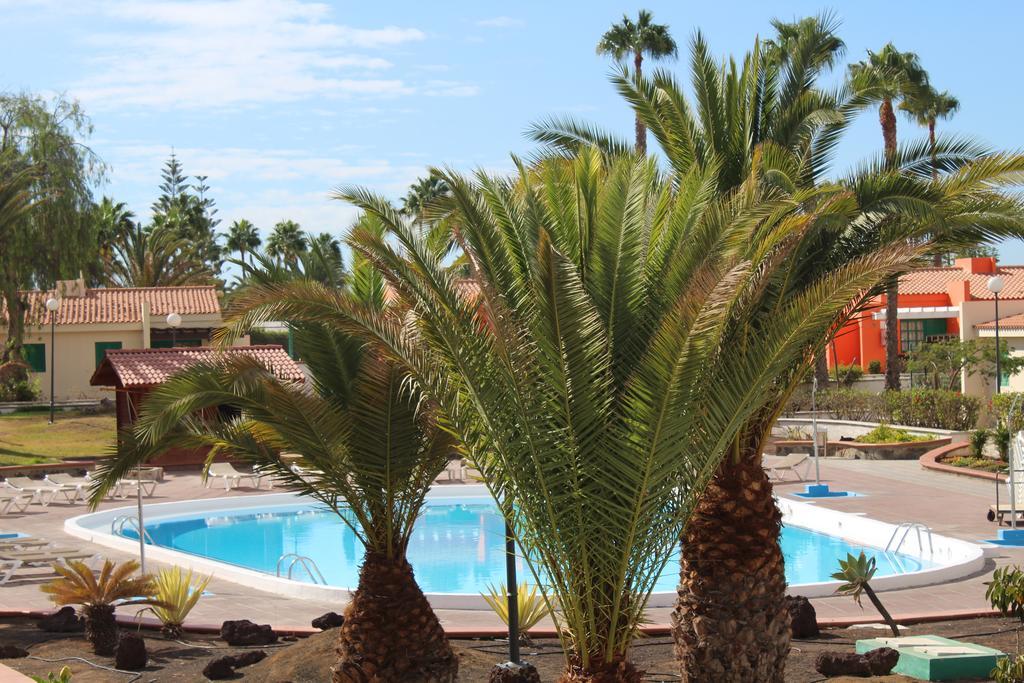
{"left": 91, "top": 345, "right": 304, "bottom": 388}
{"left": 900, "top": 267, "right": 1024, "bottom": 299}
{"left": 976, "top": 313, "right": 1024, "bottom": 330}
{"left": 8, "top": 286, "right": 221, "bottom": 326}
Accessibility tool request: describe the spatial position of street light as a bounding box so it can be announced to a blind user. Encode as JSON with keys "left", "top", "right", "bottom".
{"left": 45, "top": 297, "right": 59, "bottom": 424}
{"left": 989, "top": 275, "right": 1006, "bottom": 394}
{"left": 166, "top": 312, "right": 182, "bottom": 346}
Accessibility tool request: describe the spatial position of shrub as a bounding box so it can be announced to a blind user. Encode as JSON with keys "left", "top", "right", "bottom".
{"left": 992, "top": 392, "right": 1024, "bottom": 433}
{"left": 994, "top": 424, "right": 1012, "bottom": 463}
{"left": 139, "top": 566, "right": 212, "bottom": 639}
{"left": 783, "top": 426, "right": 811, "bottom": 440}
{"left": 855, "top": 424, "right": 930, "bottom": 444}
{"left": 947, "top": 456, "right": 1005, "bottom": 473}
{"left": 482, "top": 583, "right": 550, "bottom": 644}
{"left": 884, "top": 389, "right": 979, "bottom": 431}
{"left": 835, "top": 364, "right": 864, "bottom": 387}
{"left": 868, "top": 360, "right": 882, "bottom": 375}
{"left": 969, "top": 429, "right": 991, "bottom": 458}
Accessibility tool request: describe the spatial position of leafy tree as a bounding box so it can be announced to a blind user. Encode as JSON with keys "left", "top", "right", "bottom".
{"left": 265, "top": 220, "right": 307, "bottom": 266}
{"left": 596, "top": 9, "right": 677, "bottom": 154}
{"left": 907, "top": 338, "right": 1024, "bottom": 390}
{"left": 150, "top": 154, "right": 223, "bottom": 278}
{"left": 223, "top": 219, "right": 261, "bottom": 266}
{"left": 0, "top": 92, "right": 104, "bottom": 363}
{"left": 90, "top": 244, "right": 460, "bottom": 681}
{"left": 848, "top": 44, "right": 931, "bottom": 391}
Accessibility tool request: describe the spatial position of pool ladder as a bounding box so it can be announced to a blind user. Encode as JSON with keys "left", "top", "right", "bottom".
{"left": 111, "top": 515, "right": 155, "bottom": 545}
{"left": 885, "top": 522, "right": 933, "bottom": 555}
{"left": 276, "top": 553, "right": 327, "bottom": 585}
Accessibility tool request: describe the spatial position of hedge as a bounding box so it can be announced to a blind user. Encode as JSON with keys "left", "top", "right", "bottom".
{"left": 785, "top": 388, "right": 979, "bottom": 431}
{"left": 991, "top": 392, "right": 1024, "bottom": 433}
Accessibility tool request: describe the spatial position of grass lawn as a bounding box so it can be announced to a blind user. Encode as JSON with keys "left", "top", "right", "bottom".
{"left": 0, "top": 410, "right": 116, "bottom": 465}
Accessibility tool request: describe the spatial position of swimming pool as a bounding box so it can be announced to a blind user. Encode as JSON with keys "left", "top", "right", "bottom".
{"left": 120, "top": 497, "right": 931, "bottom": 593}
{"left": 66, "top": 487, "right": 986, "bottom": 607}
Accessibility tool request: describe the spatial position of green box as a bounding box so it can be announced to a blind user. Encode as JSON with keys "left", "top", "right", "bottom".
{"left": 856, "top": 635, "right": 1004, "bottom": 681}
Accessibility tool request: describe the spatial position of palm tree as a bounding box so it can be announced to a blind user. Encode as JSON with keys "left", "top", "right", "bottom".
{"left": 88, "top": 248, "right": 459, "bottom": 681}
{"left": 532, "top": 17, "right": 1024, "bottom": 680}
{"left": 596, "top": 9, "right": 677, "bottom": 154}
{"left": 849, "top": 43, "right": 930, "bottom": 390}
{"left": 401, "top": 175, "right": 450, "bottom": 220}
{"left": 106, "top": 223, "right": 211, "bottom": 287}
{"left": 0, "top": 154, "right": 40, "bottom": 365}
{"left": 265, "top": 219, "right": 307, "bottom": 266}
{"left": 94, "top": 197, "right": 135, "bottom": 269}
{"left": 319, "top": 147, "right": 942, "bottom": 682}
{"left": 224, "top": 219, "right": 261, "bottom": 267}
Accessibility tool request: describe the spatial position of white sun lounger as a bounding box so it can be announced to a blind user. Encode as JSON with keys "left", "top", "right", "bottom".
{"left": 44, "top": 473, "right": 92, "bottom": 502}
{"left": 0, "top": 549, "right": 99, "bottom": 586}
{"left": 2, "top": 477, "right": 77, "bottom": 506}
{"left": 764, "top": 452, "right": 812, "bottom": 482}
{"left": 0, "top": 491, "right": 33, "bottom": 515}
{"left": 206, "top": 463, "right": 265, "bottom": 491}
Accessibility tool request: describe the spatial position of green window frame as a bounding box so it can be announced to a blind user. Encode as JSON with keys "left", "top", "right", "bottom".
{"left": 95, "top": 341, "right": 123, "bottom": 369}
{"left": 23, "top": 343, "right": 46, "bottom": 373}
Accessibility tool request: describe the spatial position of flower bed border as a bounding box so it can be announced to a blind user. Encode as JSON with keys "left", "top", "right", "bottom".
{"left": 920, "top": 442, "right": 1005, "bottom": 482}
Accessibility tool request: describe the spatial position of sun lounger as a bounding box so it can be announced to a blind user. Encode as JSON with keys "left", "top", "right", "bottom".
{"left": 44, "top": 473, "right": 93, "bottom": 502}
{"left": 0, "top": 547, "right": 96, "bottom": 563}
{"left": 434, "top": 458, "right": 466, "bottom": 483}
{"left": 206, "top": 463, "right": 265, "bottom": 491}
{"left": 764, "top": 452, "right": 812, "bottom": 482}
{"left": 2, "top": 477, "right": 77, "bottom": 506}
{"left": 0, "top": 491, "right": 32, "bottom": 515}
{"left": 0, "top": 550, "right": 99, "bottom": 586}
{"left": 0, "top": 537, "right": 49, "bottom": 549}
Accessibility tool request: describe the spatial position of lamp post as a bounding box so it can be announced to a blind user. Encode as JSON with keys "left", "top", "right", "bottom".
{"left": 166, "top": 312, "right": 182, "bottom": 346}
{"left": 989, "top": 275, "right": 1006, "bottom": 395}
{"left": 45, "top": 297, "right": 59, "bottom": 424}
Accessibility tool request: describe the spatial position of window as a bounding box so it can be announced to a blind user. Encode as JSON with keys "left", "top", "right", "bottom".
{"left": 95, "top": 341, "right": 122, "bottom": 369}
{"left": 151, "top": 338, "right": 202, "bottom": 349}
{"left": 1002, "top": 371, "right": 1011, "bottom": 388}
{"left": 23, "top": 343, "right": 45, "bottom": 373}
{"left": 900, "top": 319, "right": 948, "bottom": 353}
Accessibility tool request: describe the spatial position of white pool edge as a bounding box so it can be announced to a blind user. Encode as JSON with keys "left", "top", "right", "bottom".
{"left": 64, "top": 484, "right": 986, "bottom": 610}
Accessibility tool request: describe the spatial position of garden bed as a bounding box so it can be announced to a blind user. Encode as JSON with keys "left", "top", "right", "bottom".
{"left": 774, "top": 437, "right": 951, "bottom": 460}
{"left": 1, "top": 614, "right": 1020, "bottom": 682}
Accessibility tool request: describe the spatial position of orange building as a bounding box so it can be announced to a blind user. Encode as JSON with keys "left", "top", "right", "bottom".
{"left": 829, "top": 258, "right": 1024, "bottom": 392}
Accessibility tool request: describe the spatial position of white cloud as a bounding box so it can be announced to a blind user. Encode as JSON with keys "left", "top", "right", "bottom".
{"left": 72, "top": 0, "right": 437, "bottom": 108}
{"left": 476, "top": 16, "right": 525, "bottom": 28}
{"left": 422, "top": 80, "right": 480, "bottom": 97}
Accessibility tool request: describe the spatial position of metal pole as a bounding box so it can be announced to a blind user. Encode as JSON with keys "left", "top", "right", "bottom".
{"left": 504, "top": 516, "right": 520, "bottom": 664}
{"left": 48, "top": 315, "right": 55, "bottom": 424}
{"left": 812, "top": 374, "right": 820, "bottom": 486}
{"left": 136, "top": 466, "right": 146, "bottom": 572}
{"left": 995, "top": 291, "right": 1002, "bottom": 395}
{"left": 171, "top": 328, "right": 177, "bottom": 347}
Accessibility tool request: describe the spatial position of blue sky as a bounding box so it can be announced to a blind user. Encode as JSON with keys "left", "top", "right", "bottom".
{"left": 5, "top": 0, "right": 1024, "bottom": 262}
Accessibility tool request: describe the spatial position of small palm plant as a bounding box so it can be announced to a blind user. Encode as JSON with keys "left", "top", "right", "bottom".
{"left": 139, "top": 566, "right": 212, "bottom": 639}
{"left": 832, "top": 552, "right": 899, "bottom": 637}
{"left": 986, "top": 565, "right": 1024, "bottom": 654}
{"left": 41, "top": 559, "right": 164, "bottom": 655}
{"left": 482, "top": 583, "right": 550, "bottom": 645}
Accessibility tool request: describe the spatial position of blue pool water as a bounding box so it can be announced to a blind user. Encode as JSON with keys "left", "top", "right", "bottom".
{"left": 132, "top": 499, "right": 934, "bottom": 593}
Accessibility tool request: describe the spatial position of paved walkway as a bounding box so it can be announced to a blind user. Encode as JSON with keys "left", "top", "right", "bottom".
{"left": 1, "top": 460, "right": 1021, "bottom": 631}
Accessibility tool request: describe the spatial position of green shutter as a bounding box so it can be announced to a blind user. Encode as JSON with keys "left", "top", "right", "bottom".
{"left": 922, "top": 319, "right": 947, "bottom": 338}
{"left": 152, "top": 338, "right": 201, "bottom": 349}
{"left": 23, "top": 343, "right": 46, "bottom": 373}
{"left": 95, "top": 341, "right": 122, "bottom": 369}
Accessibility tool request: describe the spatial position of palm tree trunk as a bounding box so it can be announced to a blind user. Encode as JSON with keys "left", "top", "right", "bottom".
{"left": 673, "top": 436, "right": 790, "bottom": 682}
{"left": 634, "top": 51, "right": 646, "bottom": 156}
{"left": 814, "top": 352, "right": 829, "bottom": 388}
{"left": 557, "top": 655, "right": 643, "bottom": 683}
{"left": 884, "top": 277, "right": 902, "bottom": 391}
{"left": 84, "top": 604, "right": 118, "bottom": 655}
{"left": 929, "top": 119, "right": 944, "bottom": 266}
{"left": 333, "top": 550, "right": 457, "bottom": 683}
{"left": 879, "top": 98, "right": 898, "bottom": 165}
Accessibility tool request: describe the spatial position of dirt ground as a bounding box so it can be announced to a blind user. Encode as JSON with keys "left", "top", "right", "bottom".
{"left": 1, "top": 615, "right": 1020, "bottom": 681}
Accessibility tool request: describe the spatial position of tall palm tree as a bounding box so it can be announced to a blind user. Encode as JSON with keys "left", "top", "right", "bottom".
{"left": 265, "top": 219, "right": 307, "bottom": 266}
{"left": 849, "top": 43, "right": 930, "bottom": 390}
{"left": 532, "top": 17, "right": 1024, "bottom": 680}
{"left": 902, "top": 86, "right": 960, "bottom": 265}
{"left": 106, "top": 223, "right": 211, "bottom": 288}
{"left": 0, "top": 155, "right": 40, "bottom": 365}
{"left": 89, "top": 247, "right": 459, "bottom": 682}
{"left": 223, "top": 219, "right": 261, "bottom": 267}
{"left": 596, "top": 9, "right": 677, "bottom": 155}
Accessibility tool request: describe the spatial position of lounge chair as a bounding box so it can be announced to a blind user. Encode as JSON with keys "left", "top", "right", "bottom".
{"left": 0, "top": 491, "right": 32, "bottom": 515}
{"left": 0, "top": 549, "right": 99, "bottom": 586}
{"left": 764, "top": 452, "right": 812, "bottom": 482}
{"left": 81, "top": 472, "right": 158, "bottom": 499}
{"left": 44, "top": 473, "right": 92, "bottom": 502}
{"left": 2, "top": 477, "right": 77, "bottom": 506}
{"left": 206, "top": 463, "right": 265, "bottom": 491}
{"left": 435, "top": 458, "right": 466, "bottom": 483}
{"left": 0, "top": 536, "right": 49, "bottom": 549}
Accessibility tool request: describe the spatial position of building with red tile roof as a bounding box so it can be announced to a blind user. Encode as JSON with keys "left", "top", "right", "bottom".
{"left": 0, "top": 278, "right": 242, "bottom": 402}
{"left": 831, "top": 257, "right": 1024, "bottom": 396}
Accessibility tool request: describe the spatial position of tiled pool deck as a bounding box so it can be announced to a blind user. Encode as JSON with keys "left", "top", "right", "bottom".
{"left": 1, "top": 459, "right": 1020, "bottom": 632}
